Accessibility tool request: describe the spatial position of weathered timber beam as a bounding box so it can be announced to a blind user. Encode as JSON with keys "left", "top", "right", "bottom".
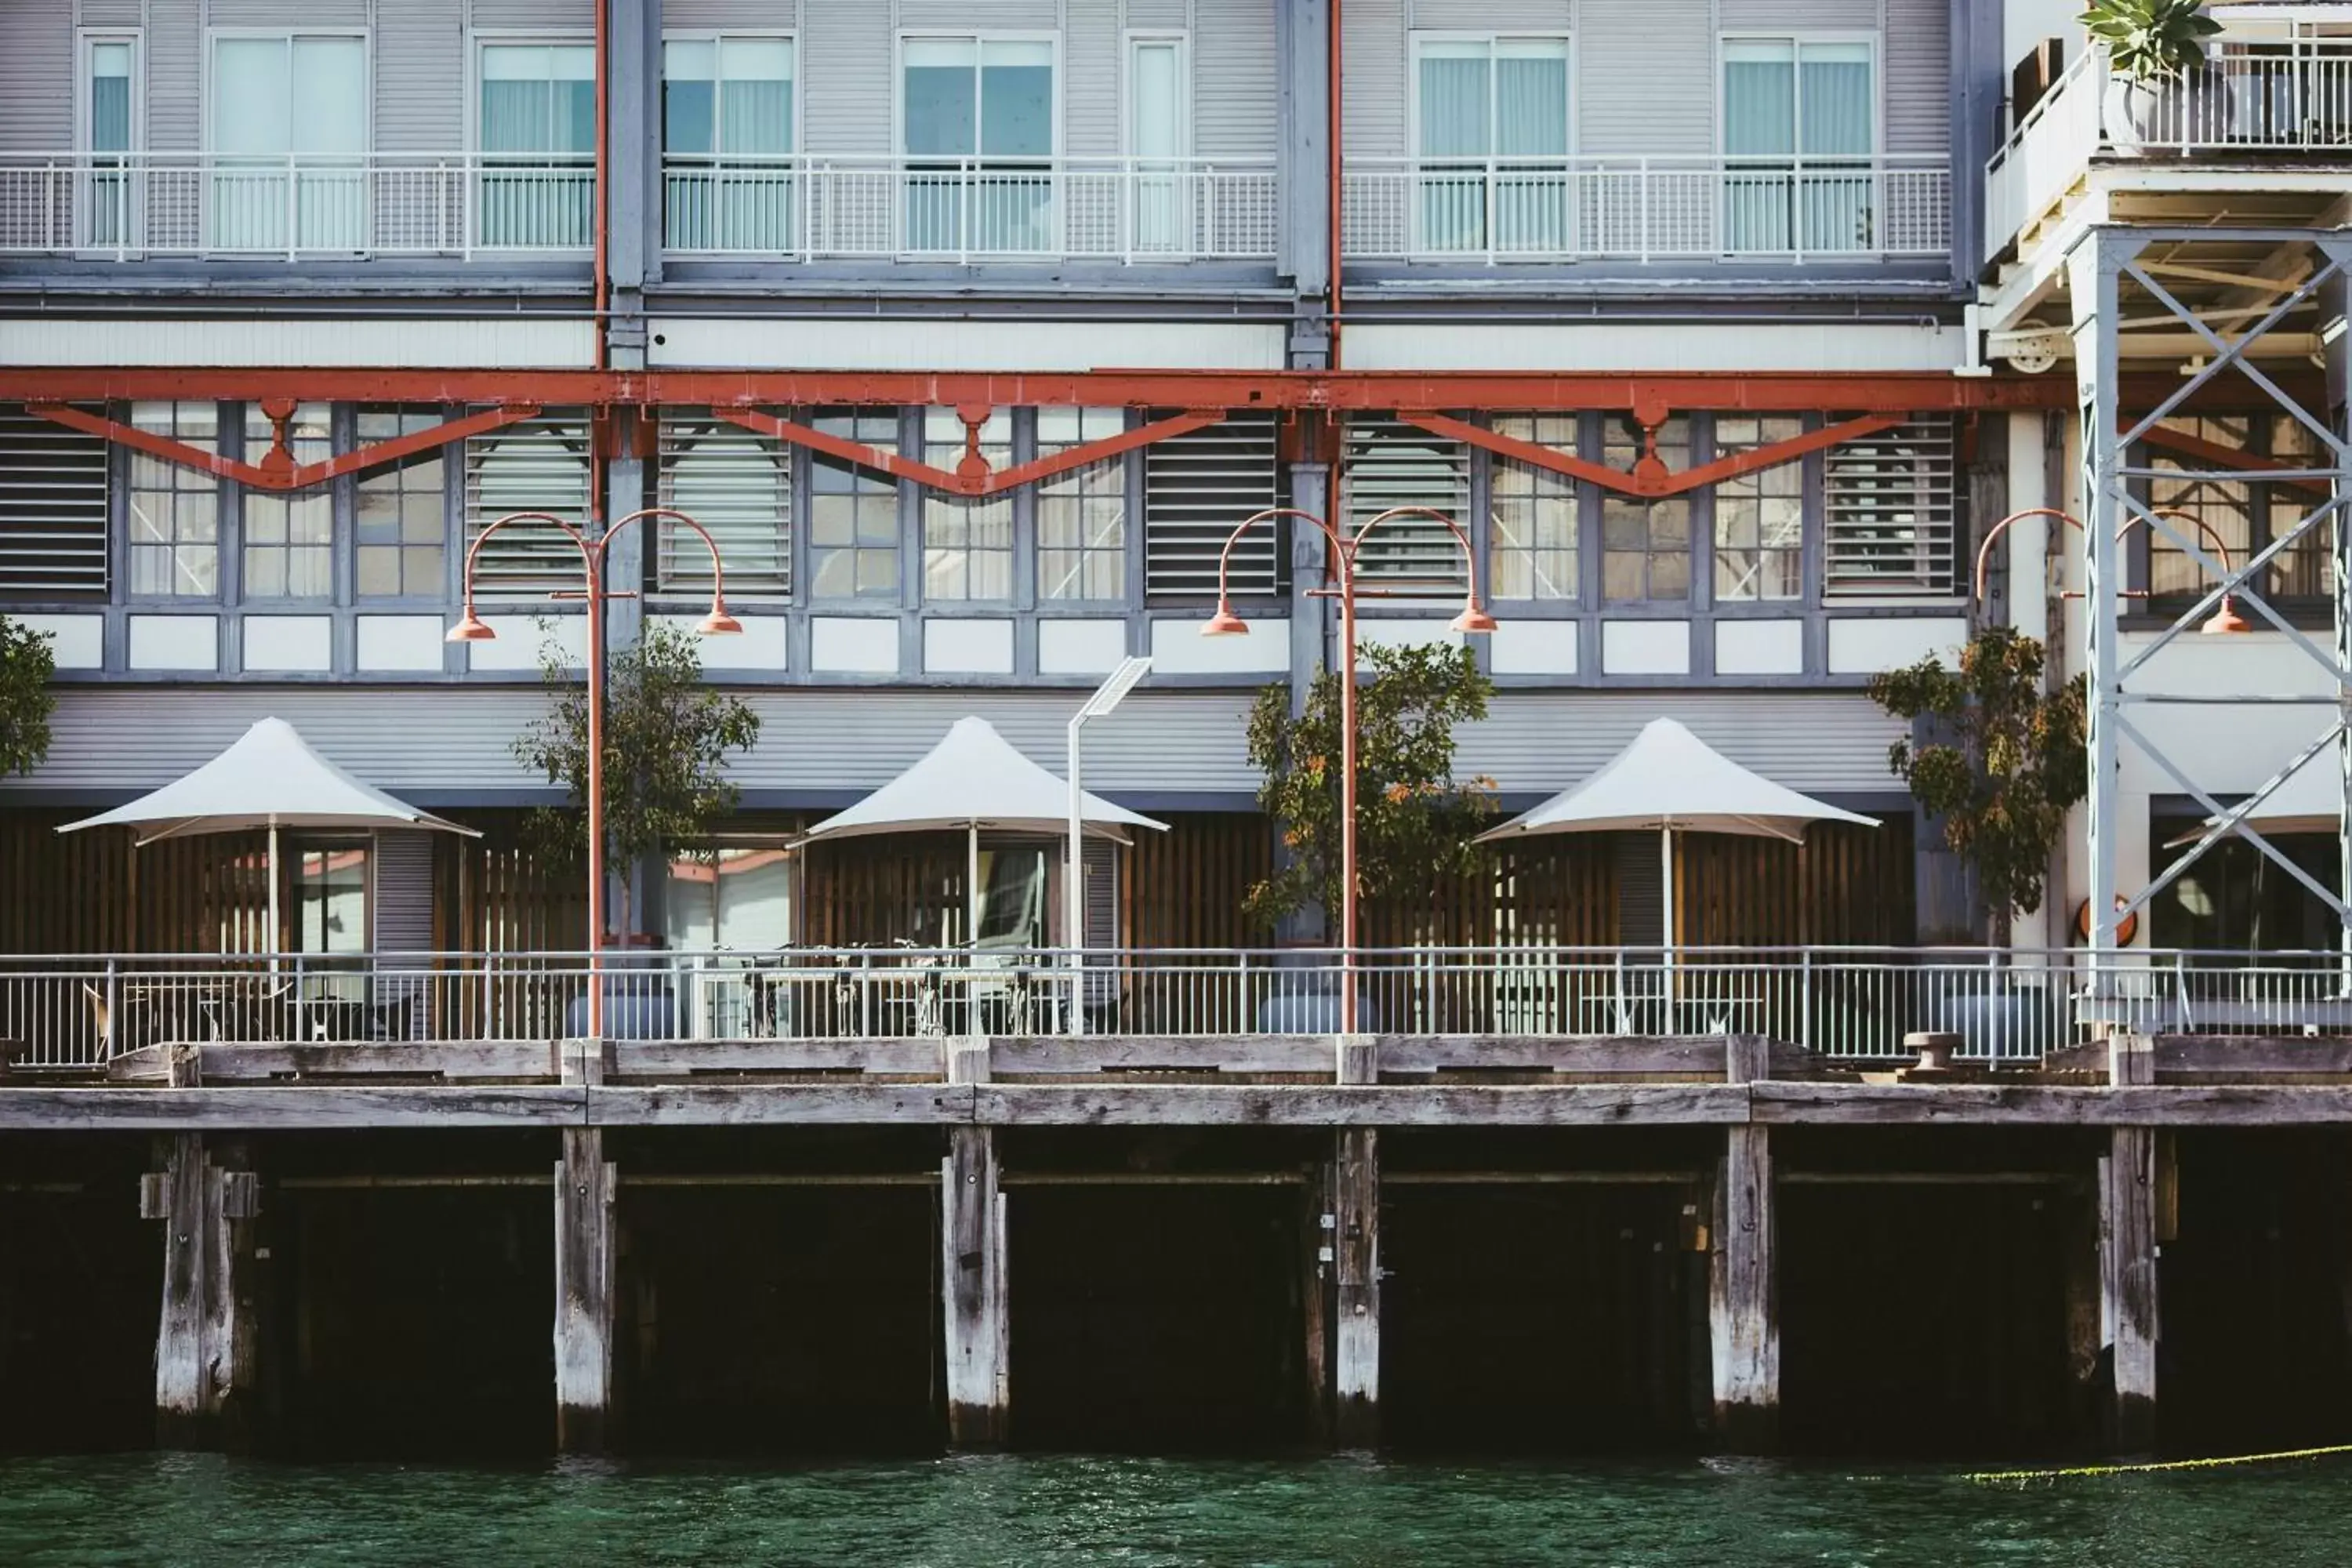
{"left": 583, "top": 1084, "right": 975, "bottom": 1127}
{"left": 1752, "top": 1083, "right": 2352, "bottom": 1125}
{"left": 0, "top": 1087, "right": 585, "bottom": 1129}
{"left": 616, "top": 1040, "right": 944, "bottom": 1076}
{"left": 966, "top": 1083, "right": 1749, "bottom": 1127}
{"left": 189, "top": 1042, "right": 562, "bottom": 1082}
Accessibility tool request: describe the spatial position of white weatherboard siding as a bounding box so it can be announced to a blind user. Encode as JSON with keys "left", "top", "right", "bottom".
{"left": 2118, "top": 635, "right": 2346, "bottom": 799}
{"left": 648, "top": 319, "right": 1287, "bottom": 372}
{"left": 1345, "top": 324, "right": 1968, "bottom": 372}
{"left": 0, "top": 2, "right": 70, "bottom": 151}
{"left": 1580, "top": 0, "right": 1713, "bottom": 158}
{"left": 0, "top": 320, "right": 597, "bottom": 370}
{"left": 1461, "top": 691, "right": 1908, "bottom": 797}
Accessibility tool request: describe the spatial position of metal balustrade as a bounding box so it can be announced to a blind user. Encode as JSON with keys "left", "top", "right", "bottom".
{"left": 1341, "top": 155, "right": 1951, "bottom": 263}
{"left": 1987, "top": 37, "right": 2352, "bottom": 267}
{"left": 5, "top": 947, "right": 2350, "bottom": 1070}
{"left": 659, "top": 154, "right": 1280, "bottom": 262}
{"left": 0, "top": 152, "right": 594, "bottom": 259}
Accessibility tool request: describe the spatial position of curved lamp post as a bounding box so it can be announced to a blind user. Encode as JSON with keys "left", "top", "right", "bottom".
{"left": 1973, "top": 505, "right": 2253, "bottom": 635}
{"left": 448, "top": 507, "right": 741, "bottom": 1039}
{"left": 1203, "top": 505, "right": 1497, "bottom": 1033}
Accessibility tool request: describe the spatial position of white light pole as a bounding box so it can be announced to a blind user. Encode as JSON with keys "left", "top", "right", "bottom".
{"left": 1067, "top": 655, "right": 1152, "bottom": 1036}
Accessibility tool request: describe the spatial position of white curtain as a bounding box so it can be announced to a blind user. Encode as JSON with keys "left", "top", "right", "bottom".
{"left": 1495, "top": 42, "right": 1568, "bottom": 252}
{"left": 210, "top": 36, "right": 363, "bottom": 251}
{"left": 87, "top": 40, "right": 133, "bottom": 245}
{"left": 662, "top": 38, "right": 793, "bottom": 251}
{"left": 1723, "top": 40, "right": 1872, "bottom": 254}
{"left": 1418, "top": 43, "right": 1491, "bottom": 253}
{"left": 480, "top": 45, "right": 594, "bottom": 248}
{"left": 1416, "top": 40, "right": 1567, "bottom": 254}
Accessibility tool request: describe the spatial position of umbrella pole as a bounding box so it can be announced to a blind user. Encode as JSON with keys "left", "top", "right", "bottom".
{"left": 967, "top": 822, "right": 981, "bottom": 1037}
{"left": 1660, "top": 826, "right": 1674, "bottom": 1023}
{"left": 268, "top": 822, "right": 282, "bottom": 978}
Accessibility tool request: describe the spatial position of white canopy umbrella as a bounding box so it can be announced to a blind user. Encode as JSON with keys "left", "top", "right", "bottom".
{"left": 1477, "top": 717, "right": 1878, "bottom": 951}
{"left": 58, "top": 716, "right": 478, "bottom": 953}
{"left": 798, "top": 716, "right": 1167, "bottom": 947}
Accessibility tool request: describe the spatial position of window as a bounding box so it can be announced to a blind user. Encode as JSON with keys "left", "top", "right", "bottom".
{"left": 356, "top": 407, "right": 448, "bottom": 599}
{"left": 1142, "top": 412, "right": 1283, "bottom": 597}
{"left": 2148, "top": 415, "right": 2329, "bottom": 611}
{"left": 1345, "top": 416, "right": 1472, "bottom": 586}
{"left": 1128, "top": 37, "right": 1187, "bottom": 254}
{"left": 0, "top": 404, "right": 110, "bottom": 596}
{"left": 1414, "top": 37, "right": 1570, "bottom": 254}
{"left": 1722, "top": 38, "right": 1875, "bottom": 254}
{"left": 1602, "top": 416, "right": 1691, "bottom": 602}
{"left": 295, "top": 841, "right": 369, "bottom": 956}
{"left": 1489, "top": 414, "right": 1577, "bottom": 601}
{"left": 922, "top": 408, "right": 1014, "bottom": 600}
{"left": 664, "top": 845, "right": 794, "bottom": 953}
{"left": 1037, "top": 407, "right": 1126, "bottom": 601}
{"left": 902, "top": 38, "right": 1055, "bottom": 253}
{"left": 241, "top": 402, "right": 333, "bottom": 598}
{"left": 1824, "top": 416, "right": 1957, "bottom": 597}
{"left": 808, "top": 409, "right": 900, "bottom": 599}
{"left": 974, "top": 844, "right": 1051, "bottom": 952}
{"left": 663, "top": 37, "right": 795, "bottom": 251}
{"left": 463, "top": 412, "right": 593, "bottom": 595}
{"left": 83, "top": 37, "right": 136, "bottom": 249}
{"left": 1712, "top": 416, "right": 1805, "bottom": 602}
{"left": 209, "top": 34, "right": 366, "bottom": 252}
{"left": 128, "top": 401, "right": 220, "bottom": 597}
{"left": 478, "top": 43, "right": 595, "bottom": 248}
{"left": 657, "top": 412, "right": 790, "bottom": 597}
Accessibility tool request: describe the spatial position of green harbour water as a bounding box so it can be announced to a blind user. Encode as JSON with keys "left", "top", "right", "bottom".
{"left": 5, "top": 1450, "right": 2352, "bottom": 1566}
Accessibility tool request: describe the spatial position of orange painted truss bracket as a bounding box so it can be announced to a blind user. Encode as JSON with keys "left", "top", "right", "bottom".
{"left": 1399, "top": 411, "right": 1911, "bottom": 499}
{"left": 24, "top": 402, "right": 542, "bottom": 491}
{"left": 708, "top": 406, "right": 1228, "bottom": 497}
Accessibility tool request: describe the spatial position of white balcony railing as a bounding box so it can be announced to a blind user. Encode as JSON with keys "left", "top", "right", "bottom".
{"left": 660, "top": 154, "right": 1279, "bottom": 262}
{"left": 7, "top": 946, "right": 2351, "bottom": 1069}
{"left": 0, "top": 151, "right": 595, "bottom": 259}
{"left": 1987, "top": 37, "right": 2352, "bottom": 266}
{"left": 1341, "top": 154, "right": 1952, "bottom": 263}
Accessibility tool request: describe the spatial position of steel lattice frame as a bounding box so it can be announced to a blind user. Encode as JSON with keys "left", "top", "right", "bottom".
{"left": 2068, "top": 227, "right": 2352, "bottom": 993}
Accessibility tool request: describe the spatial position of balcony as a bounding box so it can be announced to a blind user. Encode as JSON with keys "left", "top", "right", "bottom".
{"left": 0, "top": 152, "right": 595, "bottom": 260}
{"left": 1341, "top": 154, "right": 1951, "bottom": 265}
{"left": 1986, "top": 36, "right": 2352, "bottom": 272}
{"left": 6, "top": 946, "right": 2347, "bottom": 1072}
{"left": 659, "top": 155, "right": 1279, "bottom": 263}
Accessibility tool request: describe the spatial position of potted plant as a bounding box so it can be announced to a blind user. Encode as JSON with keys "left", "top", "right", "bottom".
{"left": 2081, "top": 0, "right": 2223, "bottom": 149}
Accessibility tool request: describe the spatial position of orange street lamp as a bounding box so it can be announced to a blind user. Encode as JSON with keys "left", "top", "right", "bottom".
{"left": 1973, "top": 506, "right": 2254, "bottom": 636}
{"left": 449, "top": 507, "right": 740, "bottom": 1038}
{"left": 1203, "top": 505, "right": 1497, "bottom": 1033}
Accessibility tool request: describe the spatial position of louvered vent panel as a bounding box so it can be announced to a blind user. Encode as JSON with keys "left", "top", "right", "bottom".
{"left": 463, "top": 410, "right": 594, "bottom": 594}
{"left": 0, "top": 405, "right": 110, "bottom": 596}
{"left": 1343, "top": 416, "right": 1471, "bottom": 587}
{"left": 1142, "top": 412, "right": 1284, "bottom": 597}
{"left": 1825, "top": 415, "right": 1959, "bottom": 597}
{"left": 655, "top": 410, "right": 790, "bottom": 597}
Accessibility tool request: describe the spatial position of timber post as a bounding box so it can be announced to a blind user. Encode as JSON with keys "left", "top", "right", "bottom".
{"left": 2105, "top": 1033, "right": 2159, "bottom": 1453}
{"left": 943, "top": 1040, "right": 1008, "bottom": 1447}
{"left": 1330, "top": 1034, "right": 1379, "bottom": 1448}
{"left": 144, "top": 1131, "right": 259, "bottom": 1450}
{"left": 1711, "top": 1035, "right": 1777, "bottom": 1452}
{"left": 555, "top": 1041, "right": 617, "bottom": 1454}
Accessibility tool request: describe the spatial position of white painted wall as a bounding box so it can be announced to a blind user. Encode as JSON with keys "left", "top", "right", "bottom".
{"left": 9, "top": 614, "right": 103, "bottom": 670}
{"left": 1149, "top": 616, "right": 1288, "bottom": 675}
{"left": 810, "top": 617, "right": 901, "bottom": 674}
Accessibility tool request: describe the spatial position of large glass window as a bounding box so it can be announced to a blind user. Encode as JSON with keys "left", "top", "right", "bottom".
{"left": 923, "top": 409, "right": 1014, "bottom": 600}
{"left": 1037, "top": 407, "right": 1126, "bottom": 601}
{"left": 84, "top": 38, "right": 135, "bottom": 248}
{"left": 241, "top": 402, "right": 333, "bottom": 599}
{"left": 974, "top": 844, "right": 1052, "bottom": 952}
{"left": 663, "top": 37, "right": 795, "bottom": 251}
{"left": 1488, "top": 414, "right": 1577, "bottom": 601}
{"left": 356, "top": 408, "right": 448, "bottom": 599}
{"left": 1712, "top": 416, "right": 1804, "bottom": 602}
{"left": 1602, "top": 416, "right": 1690, "bottom": 603}
{"left": 2148, "top": 415, "right": 2330, "bottom": 612}
{"left": 478, "top": 43, "right": 595, "bottom": 248}
{"left": 128, "top": 401, "right": 220, "bottom": 597}
{"left": 1414, "top": 38, "right": 1570, "bottom": 254}
{"left": 1722, "top": 39, "right": 1875, "bottom": 253}
{"left": 902, "top": 38, "right": 1055, "bottom": 254}
{"left": 209, "top": 35, "right": 366, "bottom": 252}
{"left": 808, "top": 410, "right": 900, "bottom": 599}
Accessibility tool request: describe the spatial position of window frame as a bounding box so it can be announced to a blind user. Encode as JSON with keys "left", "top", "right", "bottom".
{"left": 1715, "top": 32, "right": 1883, "bottom": 160}
{"left": 123, "top": 400, "right": 227, "bottom": 604}
{"left": 77, "top": 30, "right": 143, "bottom": 156}
{"left": 1120, "top": 31, "right": 1191, "bottom": 161}
{"left": 805, "top": 408, "right": 907, "bottom": 604}
{"left": 469, "top": 32, "right": 599, "bottom": 157}
{"left": 893, "top": 31, "right": 1066, "bottom": 163}
{"left": 353, "top": 405, "right": 459, "bottom": 607}
{"left": 1406, "top": 31, "right": 1577, "bottom": 164}
{"left": 201, "top": 28, "right": 373, "bottom": 158}
{"left": 236, "top": 401, "right": 338, "bottom": 604}
{"left": 1036, "top": 406, "right": 1132, "bottom": 605}
{"left": 658, "top": 30, "right": 801, "bottom": 158}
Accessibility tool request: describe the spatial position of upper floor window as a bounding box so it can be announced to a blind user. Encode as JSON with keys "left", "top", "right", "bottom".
{"left": 1721, "top": 38, "right": 1875, "bottom": 254}
{"left": 662, "top": 36, "right": 795, "bottom": 252}
{"left": 1489, "top": 414, "right": 1577, "bottom": 601}
{"left": 82, "top": 37, "right": 137, "bottom": 248}
{"left": 463, "top": 411, "right": 593, "bottom": 595}
{"left": 128, "top": 402, "right": 220, "bottom": 599}
{"left": 922, "top": 409, "right": 1014, "bottom": 601}
{"left": 902, "top": 37, "right": 1056, "bottom": 254}
{"left": 1602, "top": 416, "right": 1691, "bottom": 604}
{"left": 478, "top": 43, "right": 595, "bottom": 249}
{"left": 241, "top": 402, "right": 334, "bottom": 599}
{"left": 1037, "top": 408, "right": 1127, "bottom": 601}
{"left": 210, "top": 34, "right": 366, "bottom": 252}
{"left": 356, "top": 408, "right": 451, "bottom": 600}
{"left": 1413, "top": 37, "right": 1570, "bottom": 255}
{"left": 809, "top": 410, "right": 901, "bottom": 601}
{"left": 2146, "top": 415, "right": 2328, "bottom": 612}
{"left": 1712, "top": 416, "right": 1804, "bottom": 602}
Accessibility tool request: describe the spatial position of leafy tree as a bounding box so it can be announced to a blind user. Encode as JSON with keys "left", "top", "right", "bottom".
{"left": 0, "top": 614, "right": 57, "bottom": 779}
{"left": 1244, "top": 640, "right": 1498, "bottom": 926}
{"left": 514, "top": 619, "right": 761, "bottom": 936}
{"left": 1868, "top": 626, "right": 2088, "bottom": 941}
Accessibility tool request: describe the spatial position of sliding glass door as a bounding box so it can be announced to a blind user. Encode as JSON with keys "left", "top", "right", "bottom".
{"left": 902, "top": 38, "right": 1055, "bottom": 255}
{"left": 209, "top": 35, "right": 366, "bottom": 252}
{"left": 478, "top": 43, "right": 595, "bottom": 248}
{"left": 663, "top": 37, "right": 796, "bottom": 252}
{"left": 1128, "top": 38, "right": 1185, "bottom": 254}
{"left": 1722, "top": 39, "right": 1875, "bottom": 255}
{"left": 1415, "top": 38, "right": 1570, "bottom": 256}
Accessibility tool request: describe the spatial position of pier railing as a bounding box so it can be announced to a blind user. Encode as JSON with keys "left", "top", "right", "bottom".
{"left": 5, "top": 947, "right": 2351, "bottom": 1071}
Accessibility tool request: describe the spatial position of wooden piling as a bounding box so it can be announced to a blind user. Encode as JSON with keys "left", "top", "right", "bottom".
{"left": 942, "top": 1126, "right": 1009, "bottom": 1446}
{"left": 2105, "top": 1033, "right": 2158, "bottom": 1453}
{"left": 554, "top": 1127, "right": 615, "bottom": 1453}
{"left": 147, "top": 1132, "right": 257, "bottom": 1450}
{"left": 1711, "top": 1036, "right": 1777, "bottom": 1451}
{"left": 1330, "top": 1035, "right": 1380, "bottom": 1449}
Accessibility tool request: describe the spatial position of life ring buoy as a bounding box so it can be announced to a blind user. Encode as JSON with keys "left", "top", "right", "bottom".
{"left": 2073, "top": 895, "right": 2141, "bottom": 946}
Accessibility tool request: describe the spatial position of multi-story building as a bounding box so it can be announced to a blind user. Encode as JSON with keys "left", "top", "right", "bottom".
{"left": 0, "top": 0, "right": 2034, "bottom": 971}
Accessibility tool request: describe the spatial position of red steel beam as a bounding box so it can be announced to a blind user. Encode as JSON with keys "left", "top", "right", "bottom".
{"left": 24, "top": 402, "right": 540, "bottom": 491}
{"left": 2133, "top": 420, "right": 2332, "bottom": 499}
{"left": 710, "top": 405, "right": 1225, "bottom": 497}
{"left": 1402, "top": 411, "right": 1908, "bottom": 499}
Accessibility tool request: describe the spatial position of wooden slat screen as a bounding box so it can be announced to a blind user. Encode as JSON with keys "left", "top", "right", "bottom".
{"left": 0, "top": 810, "right": 270, "bottom": 954}
{"left": 1124, "top": 813, "right": 1272, "bottom": 951}
{"left": 800, "top": 834, "right": 967, "bottom": 949}
{"left": 1677, "top": 818, "right": 1916, "bottom": 948}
